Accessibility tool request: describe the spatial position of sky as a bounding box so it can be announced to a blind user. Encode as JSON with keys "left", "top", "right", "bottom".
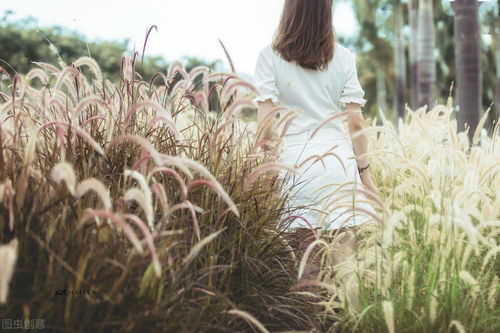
{"left": 0, "top": 0, "right": 358, "bottom": 77}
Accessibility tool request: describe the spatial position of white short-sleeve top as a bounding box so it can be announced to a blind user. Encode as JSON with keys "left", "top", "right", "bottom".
{"left": 253, "top": 42, "right": 366, "bottom": 138}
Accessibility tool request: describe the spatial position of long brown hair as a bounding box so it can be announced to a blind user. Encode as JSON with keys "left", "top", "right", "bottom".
{"left": 272, "top": 0, "right": 336, "bottom": 71}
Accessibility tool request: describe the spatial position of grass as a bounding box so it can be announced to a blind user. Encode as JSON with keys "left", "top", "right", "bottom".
{"left": 0, "top": 52, "right": 498, "bottom": 332}
{"left": 0, "top": 54, "right": 324, "bottom": 332}
{"left": 314, "top": 101, "right": 500, "bottom": 332}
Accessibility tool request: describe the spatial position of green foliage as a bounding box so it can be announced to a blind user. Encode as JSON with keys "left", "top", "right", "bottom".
{"left": 344, "top": 0, "right": 498, "bottom": 124}
{"left": 0, "top": 12, "right": 219, "bottom": 83}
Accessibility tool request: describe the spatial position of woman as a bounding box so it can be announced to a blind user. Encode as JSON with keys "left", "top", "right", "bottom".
{"left": 253, "top": 0, "right": 380, "bottom": 280}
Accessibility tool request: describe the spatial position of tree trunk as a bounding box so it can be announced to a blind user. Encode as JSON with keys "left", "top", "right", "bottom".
{"left": 416, "top": 0, "right": 436, "bottom": 110}
{"left": 408, "top": 0, "right": 419, "bottom": 110}
{"left": 452, "top": 0, "right": 482, "bottom": 140}
{"left": 395, "top": 4, "right": 407, "bottom": 122}
{"left": 376, "top": 67, "right": 388, "bottom": 121}
{"left": 496, "top": 5, "right": 500, "bottom": 120}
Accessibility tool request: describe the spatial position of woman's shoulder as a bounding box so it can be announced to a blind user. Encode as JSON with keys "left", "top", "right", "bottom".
{"left": 334, "top": 42, "right": 354, "bottom": 59}
{"left": 258, "top": 43, "right": 279, "bottom": 59}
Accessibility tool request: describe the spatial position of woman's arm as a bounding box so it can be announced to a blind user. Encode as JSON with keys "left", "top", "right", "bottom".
{"left": 256, "top": 99, "right": 280, "bottom": 154}
{"left": 345, "top": 102, "right": 380, "bottom": 195}
{"left": 346, "top": 103, "right": 369, "bottom": 168}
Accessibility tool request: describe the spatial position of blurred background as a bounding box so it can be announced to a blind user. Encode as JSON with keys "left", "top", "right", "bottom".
{"left": 0, "top": 0, "right": 499, "bottom": 131}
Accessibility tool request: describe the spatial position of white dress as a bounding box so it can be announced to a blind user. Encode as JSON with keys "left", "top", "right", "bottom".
{"left": 252, "top": 42, "right": 377, "bottom": 231}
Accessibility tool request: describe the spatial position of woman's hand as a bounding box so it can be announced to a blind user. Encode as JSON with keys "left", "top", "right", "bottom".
{"left": 360, "top": 171, "right": 380, "bottom": 198}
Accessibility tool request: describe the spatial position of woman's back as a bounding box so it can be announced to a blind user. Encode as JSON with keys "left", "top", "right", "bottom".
{"left": 253, "top": 42, "right": 367, "bottom": 139}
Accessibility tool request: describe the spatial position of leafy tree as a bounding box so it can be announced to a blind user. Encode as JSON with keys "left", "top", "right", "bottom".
{"left": 345, "top": 0, "right": 498, "bottom": 131}
{"left": 0, "top": 12, "right": 219, "bottom": 83}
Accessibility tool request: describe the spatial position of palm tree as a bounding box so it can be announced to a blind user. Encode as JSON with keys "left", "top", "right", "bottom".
{"left": 376, "top": 67, "right": 388, "bottom": 115}
{"left": 394, "top": 3, "right": 407, "bottom": 121}
{"left": 451, "top": 0, "right": 482, "bottom": 139}
{"left": 408, "top": 0, "right": 419, "bottom": 110}
{"left": 496, "top": 1, "right": 500, "bottom": 119}
{"left": 416, "top": 0, "right": 436, "bottom": 109}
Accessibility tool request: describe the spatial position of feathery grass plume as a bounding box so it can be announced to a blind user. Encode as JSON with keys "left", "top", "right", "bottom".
{"left": 123, "top": 100, "right": 181, "bottom": 140}
{"left": 11, "top": 74, "right": 26, "bottom": 101}
{"left": 244, "top": 162, "right": 300, "bottom": 192}
{"left": 429, "top": 293, "right": 439, "bottom": 324}
{"left": 124, "top": 188, "right": 152, "bottom": 227}
{"left": 188, "top": 65, "right": 210, "bottom": 87}
{"left": 124, "top": 169, "right": 154, "bottom": 231}
{"left": 297, "top": 238, "right": 328, "bottom": 281}
{"left": 106, "top": 134, "right": 164, "bottom": 166}
{"left": 188, "top": 65, "right": 210, "bottom": 80}
{"left": 187, "top": 179, "right": 238, "bottom": 221}
{"left": 72, "top": 95, "right": 108, "bottom": 118}
{"left": 459, "top": 270, "right": 480, "bottom": 298}
{"left": 277, "top": 215, "right": 317, "bottom": 231}
{"left": 166, "top": 200, "right": 203, "bottom": 239}
{"left": 14, "top": 123, "right": 37, "bottom": 212}
{"left": 225, "top": 309, "right": 270, "bottom": 333}
{"left": 166, "top": 60, "right": 188, "bottom": 84}
{"left": 148, "top": 167, "right": 188, "bottom": 199}
{"left": 274, "top": 108, "right": 300, "bottom": 134}
{"left": 26, "top": 68, "right": 50, "bottom": 86}
{"left": 299, "top": 150, "right": 347, "bottom": 176}
{"left": 487, "top": 276, "right": 498, "bottom": 310}
{"left": 74, "top": 178, "right": 112, "bottom": 211}
{"left": 185, "top": 200, "right": 203, "bottom": 240}
{"left": 140, "top": 25, "right": 157, "bottom": 73}
{"left": 472, "top": 108, "right": 491, "bottom": 146}
{"left": 165, "top": 201, "right": 204, "bottom": 220}
{"left": 382, "top": 300, "right": 395, "bottom": 333}
{"left": 0, "top": 179, "right": 13, "bottom": 203}
{"left": 218, "top": 39, "right": 236, "bottom": 73}
{"left": 32, "top": 61, "right": 60, "bottom": 74}
{"left": 51, "top": 65, "right": 79, "bottom": 97}
{"left": 51, "top": 161, "right": 77, "bottom": 195}
{"left": 179, "top": 157, "right": 239, "bottom": 217}
{"left": 79, "top": 209, "right": 144, "bottom": 254}
{"left": 449, "top": 320, "right": 466, "bottom": 333}
{"left": 72, "top": 56, "right": 103, "bottom": 83}
{"left": 192, "top": 91, "right": 209, "bottom": 115}
{"left": 123, "top": 214, "right": 161, "bottom": 277}
{"left": 224, "top": 98, "right": 256, "bottom": 122}
{"left": 481, "top": 246, "right": 500, "bottom": 271}
{"left": 0, "top": 238, "right": 18, "bottom": 304}
{"left": 121, "top": 55, "right": 134, "bottom": 83}
{"left": 0, "top": 179, "right": 15, "bottom": 231}
{"left": 39, "top": 121, "right": 105, "bottom": 155}
{"left": 209, "top": 120, "right": 235, "bottom": 153}
{"left": 81, "top": 115, "right": 106, "bottom": 128}
{"left": 182, "top": 228, "right": 225, "bottom": 265}
{"left": 308, "top": 110, "right": 350, "bottom": 140}
{"left": 221, "top": 79, "right": 259, "bottom": 105}
{"left": 150, "top": 183, "right": 169, "bottom": 224}
{"left": 253, "top": 106, "right": 287, "bottom": 148}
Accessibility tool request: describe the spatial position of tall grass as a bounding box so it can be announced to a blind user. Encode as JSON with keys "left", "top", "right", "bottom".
{"left": 0, "top": 54, "right": 322, "bottom": 332}
{"left": 0, "top": 50, "right": 498, "bottom": 332}
{"left": 316, "top": 101, "right": 500, "bottom": 332}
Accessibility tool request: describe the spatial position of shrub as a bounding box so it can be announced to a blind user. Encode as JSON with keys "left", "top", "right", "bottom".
{"left": 0, "top": 55, "right": 321, "bottom": 332}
